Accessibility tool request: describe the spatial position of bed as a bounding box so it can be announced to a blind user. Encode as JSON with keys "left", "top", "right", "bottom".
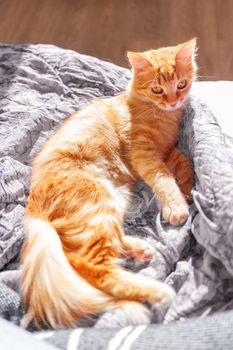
{"left": 1, "top": 43, "right": 233, "bottom": 350}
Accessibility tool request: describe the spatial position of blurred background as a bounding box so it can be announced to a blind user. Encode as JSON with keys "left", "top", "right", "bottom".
{"left": 0, "top": 0, "right": 232, "bottom": 80}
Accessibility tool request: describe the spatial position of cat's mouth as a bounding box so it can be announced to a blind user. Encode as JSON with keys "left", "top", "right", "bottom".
{"left": 159, "top": 101, "right": 183, "bottom": 112}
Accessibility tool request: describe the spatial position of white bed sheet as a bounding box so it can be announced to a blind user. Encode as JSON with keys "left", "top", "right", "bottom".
{"left": 191, "top": 81, "right": 233, "bottom": 137}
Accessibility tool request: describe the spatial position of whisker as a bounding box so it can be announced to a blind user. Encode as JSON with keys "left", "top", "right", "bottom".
{"left": 133, "top": 105, "right": 157, "bottom": 120}
{"left": 196, "top": 74, "right": 217, "bottom": 81}
{"left": 151, "top": 105, "right": 160, "bottom": 120}
{"left": 141, "top": 78, "right": 155, "bottom": 88}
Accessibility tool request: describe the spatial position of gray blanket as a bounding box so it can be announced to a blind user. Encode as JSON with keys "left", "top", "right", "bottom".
{"left": 1, "top": 44, "right": 233, "bottom": 345}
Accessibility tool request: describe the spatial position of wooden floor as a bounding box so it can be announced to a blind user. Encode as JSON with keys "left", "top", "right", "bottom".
{"left": 0, "top": 0, "right": 233, "bottom": 80}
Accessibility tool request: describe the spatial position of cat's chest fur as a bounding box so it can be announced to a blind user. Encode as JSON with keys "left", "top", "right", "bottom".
{"left": 115, "top": 101, "right": 181, "bottom": 160}
{"left": 106, "top": 98, "right": 182, "bottom": 188}
{"left": 146, "top": 112, "right": 181, "bottom": 155}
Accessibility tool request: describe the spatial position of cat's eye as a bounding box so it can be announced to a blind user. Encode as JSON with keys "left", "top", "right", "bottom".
{"left": 151, "top": 86, "right": 164, "bottom": 94}
{"left": 177, "top": 80, "right": 187, "bottom": 89}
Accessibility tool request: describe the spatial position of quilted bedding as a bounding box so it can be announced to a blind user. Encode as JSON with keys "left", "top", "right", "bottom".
{"left": 1, "top": 44, "right": 233, "bottom": 348}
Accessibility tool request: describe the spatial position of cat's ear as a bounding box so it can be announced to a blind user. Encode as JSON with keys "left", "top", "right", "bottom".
{"left": 127, "top": 52, "right": 153, "bottom": 73}
{"left": 175, "top": 38, "right": 197, "bottom": 64}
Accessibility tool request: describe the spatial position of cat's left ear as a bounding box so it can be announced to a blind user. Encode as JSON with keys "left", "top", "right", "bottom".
{"left": 127, "top": 52, "right": 153, "bottom": 73}
{"left": 175, "top": 38, "right": 197, "bottom": 64}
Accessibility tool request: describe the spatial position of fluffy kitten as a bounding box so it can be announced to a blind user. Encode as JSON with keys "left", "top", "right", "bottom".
{"left": 21, "top": 38, "right": 196, "bottom": 328}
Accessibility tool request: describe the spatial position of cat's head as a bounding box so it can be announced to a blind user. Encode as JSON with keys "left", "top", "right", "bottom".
{"left": 127, "top": 38, "right": 197, "bottom": 111}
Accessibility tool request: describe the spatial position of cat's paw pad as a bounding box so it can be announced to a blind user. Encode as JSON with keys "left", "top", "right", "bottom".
{"left": 133, "top": 246, "right": 155, "bottom": 261}
{"left": 162, "top": 201, "right": 189, "bottom": 225}
{"left": 123, "top": 238, "right": 155, "bottom": 261}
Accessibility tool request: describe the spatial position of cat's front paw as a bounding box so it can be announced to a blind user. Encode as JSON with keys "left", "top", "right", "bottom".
{"left": 122, "top": 236, "right": 155, "bottom": 261}
{"left": 162, "top": 199, "right": 189, "bottom": 225}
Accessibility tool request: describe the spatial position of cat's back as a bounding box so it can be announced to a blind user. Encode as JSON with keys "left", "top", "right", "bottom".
{"left": 32, "top": 92, "right": 132, "bottom": 177}
{"left": 49, "top": 92, "right": 130, "bottom": 147}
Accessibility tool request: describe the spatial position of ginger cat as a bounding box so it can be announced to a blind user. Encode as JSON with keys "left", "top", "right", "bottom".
{"left": 21, "top": 38, "right": 196, "bottom": 328}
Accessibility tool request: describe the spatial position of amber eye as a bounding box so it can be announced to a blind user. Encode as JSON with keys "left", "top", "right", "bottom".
{"left": 151, "top": 86, "right": 164, "bottom": 94}
{"left": 177, "top": 80, "right": 187, "bottom": 89}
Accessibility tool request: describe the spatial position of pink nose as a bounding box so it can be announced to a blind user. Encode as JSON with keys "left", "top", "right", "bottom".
{"left": 170, "top": 102, "right": 177, "bottom": 107}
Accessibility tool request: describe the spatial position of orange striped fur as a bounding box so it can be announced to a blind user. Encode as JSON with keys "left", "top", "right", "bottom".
{"left": 21, "top": 39, "right": 197, "bottom": 328}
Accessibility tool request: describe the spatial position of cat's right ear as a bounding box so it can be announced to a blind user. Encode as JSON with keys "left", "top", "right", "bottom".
{"left": 175, "top": 38, "right": 197, "bottom": 64}
{"left": 127, "top": 52, "right": 153, "bottom": 73}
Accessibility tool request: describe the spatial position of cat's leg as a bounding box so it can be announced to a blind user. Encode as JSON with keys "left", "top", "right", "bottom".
{"left": 131, "top": 151, "right": 189, "bottom": 225}
{"left": 70, "top": 257, "right": 175, "bottom": 305}
{"left": 120, "top": 235, "right": 155, "bottom": 261}
{"left": 165, "top": 147, "right": 193, "bottom": 201}
{"left": 67, "top": 194, "right": 174, "bottom": 308}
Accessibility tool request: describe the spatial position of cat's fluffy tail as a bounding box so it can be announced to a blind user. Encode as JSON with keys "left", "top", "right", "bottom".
{"left": 21, "top": 217, "right": 114, "bottom": 328}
